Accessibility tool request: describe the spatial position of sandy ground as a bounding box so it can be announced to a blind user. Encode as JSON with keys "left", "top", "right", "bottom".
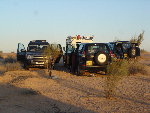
{"left": 0, "top": 53, "right": 150, "bottom": 113}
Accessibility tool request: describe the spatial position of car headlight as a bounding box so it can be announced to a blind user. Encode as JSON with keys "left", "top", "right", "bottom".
{"left": 26, "top": 55, "right": 33, "bottom": 59}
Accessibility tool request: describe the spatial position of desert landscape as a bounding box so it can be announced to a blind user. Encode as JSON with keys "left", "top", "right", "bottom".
{"left": 0, "top": 0, "right": 150, "bottom": 113}
{"left": 0, "top": 52, "right": 149, "bottom": 113}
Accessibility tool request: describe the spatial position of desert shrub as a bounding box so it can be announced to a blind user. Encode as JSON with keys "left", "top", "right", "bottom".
{"left": 105, "top": 60, "right": 129, "bottom": 99}
{"left": 0, "top": 54, "right": 3, "bottom": 59}
{"left": 104, "top": 59, "right": 148, "bottom": 99}
{"left": 5, "top": 62, "right": 22, "bottom": 71}
{"left": 107, "top": 60, "right": 129, "bottom": 76}
{"left": 0, "top": 65, "right": 7, "bottom": 74}
{"left": 128, "top": 61, "right": 147, "bottom": 75}
{"left": 44, "top": 43, "right": 61, "bottom": 76}
{"left": 0, "top": 62, "right": 22, "bottom": 75}
{"left": 4, "top": 55, "right": 17, "bottom": 63}
{"left": 44, "top": 44, "right": 61, "bottom": 62}
{"left": 130, "top": 31, "right": 144, "bottom": 46}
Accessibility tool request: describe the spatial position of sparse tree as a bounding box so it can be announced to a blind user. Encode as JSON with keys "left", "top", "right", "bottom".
{"left": 130, "top": 31, "right": 144, "bottom": 46}
{"left": 44, "top": 44, "right": 61, "bottom": 77}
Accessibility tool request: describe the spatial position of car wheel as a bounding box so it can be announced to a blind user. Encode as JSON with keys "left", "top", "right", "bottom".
{"left": 24, "top": 63, "right": 29, "bottom": 70}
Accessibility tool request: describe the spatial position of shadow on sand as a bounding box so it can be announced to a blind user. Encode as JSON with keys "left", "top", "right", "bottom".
{"left": 0, "top": 83, "right": 97, "bottom": 113}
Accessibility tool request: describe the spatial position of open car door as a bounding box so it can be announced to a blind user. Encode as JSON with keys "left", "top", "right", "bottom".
{"left": 55, "top": 44, "right": 63, "bottom": 63}
{"left": 17, "top": 43, "right": 26, "bottom": 62}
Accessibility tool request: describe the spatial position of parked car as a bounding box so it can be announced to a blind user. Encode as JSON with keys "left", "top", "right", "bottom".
{"left": 17, "top": 40, "right": 63, "bottom": 69}
{"left": 108, "top": 41, "right": 140, "bottom": 59}
{"left": 63, "top": 35, "right": 93, "bottom": 69}
{"left": 70, "top": 43, "right": 112, "bottom": 75}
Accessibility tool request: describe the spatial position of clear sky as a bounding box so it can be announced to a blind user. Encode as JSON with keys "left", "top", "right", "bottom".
{"left": 0, "top": 0, "right": 150, "bottom": 52}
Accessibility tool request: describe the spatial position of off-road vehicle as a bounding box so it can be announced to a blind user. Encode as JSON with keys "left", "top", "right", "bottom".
{"left": 70, "top": 43, "right": 112, "bottom": 75}
{"left": 17, "top": 40, "right": 62, "bottom": 69}
{"left": 63, "top": 35, "right": 93, "bottom": 68}
{"left": 108, "top": 41, "right": 140, "bottom": 59}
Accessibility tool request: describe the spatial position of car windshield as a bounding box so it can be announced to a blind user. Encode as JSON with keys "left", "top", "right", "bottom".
{"left": 87, "top": 44, "right": 109, "bottom": 54}
{"left": 28, "top": 45, "right": 48, "bottom": 52}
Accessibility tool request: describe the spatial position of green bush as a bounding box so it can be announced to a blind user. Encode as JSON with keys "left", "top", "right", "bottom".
{"left": 104, "top": 59, "right": 148, "bottom": 99}
{"left": 105, "top": 60, "right": 129, "bottom": 99}
{"left": 107, "top": 60, "right": 129, "bottom": 77}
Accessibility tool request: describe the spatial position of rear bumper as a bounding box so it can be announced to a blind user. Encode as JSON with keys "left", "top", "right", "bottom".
{"left": 80, "top": 65, "right": 107, "bottom": 72}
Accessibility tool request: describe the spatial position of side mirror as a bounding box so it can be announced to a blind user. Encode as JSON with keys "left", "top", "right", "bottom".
{"left": 63, "top": 47, "right": 65, "bottom": 51}
{"left": 21, "top": 49, "right": 26, "bottom": 52}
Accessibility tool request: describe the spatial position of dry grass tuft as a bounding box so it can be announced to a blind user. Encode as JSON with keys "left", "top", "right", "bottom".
{"left": 128, "top": 61, "right": 148, "bottom": 75}
{"left": 4, "top": 62, "right": 22, "bottom": 71}
{"left": 4, "top": 55, "right": 16, "bottom": 63}
{"left": 0, "top": 54, "right": 22, "bottom": 74}
{"left": 0, "top": 65, "right": 7, "bottom": 74}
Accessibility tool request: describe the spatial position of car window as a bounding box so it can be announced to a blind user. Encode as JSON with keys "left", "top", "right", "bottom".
{"left": 28, "top": 45, "right": 48, "bottom": 51}
{"left": 66, "top": 44, "right": 74, "bottom": 53}
{"left": 108, "top": 43, "right": 115, "bottom": 51}
{"left": 122, "top": 43, "right": 131, "bottom": 52}
{"left": 18, "top": 43, "right": 25, "bottom": 52}
{"left": 78, "top": 44, "right": 84, "bottom": 52}
{"left": 87, "top": 44, "right": 109, "bottom": 54}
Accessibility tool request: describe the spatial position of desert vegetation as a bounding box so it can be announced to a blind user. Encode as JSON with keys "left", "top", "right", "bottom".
{"left": 105, "top": 59, "right": 148, "bottom": 99}
{"left": 0, "top": 54, "right": 22, "bottom": 74}
{"left": 44, "top": 44, "right": 62, "bottom": 76}
{"left": 130, "top": 31, "right": 144, "bottom": 46}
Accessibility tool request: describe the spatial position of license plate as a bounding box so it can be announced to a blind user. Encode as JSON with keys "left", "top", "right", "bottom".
{"left": 86, "top": 61, "right": 93, "bottom": 66}
{"left": 124, "top": 54, "right": 127, "bottom": 57}
{"left": 36, "top": 62, "right": 44, "bottom": 64}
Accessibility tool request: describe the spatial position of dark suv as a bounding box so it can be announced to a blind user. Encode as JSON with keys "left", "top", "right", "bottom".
{"left": 70, "top": 43, "right": 112, "bottom": 75}
{"left": 108, "top": 41, "right": 140, "bottom": 59}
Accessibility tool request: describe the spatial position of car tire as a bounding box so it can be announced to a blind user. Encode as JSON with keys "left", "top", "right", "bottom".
{"left": 94, "top": 52, "right": 108, "bottom": 65}
{"left": 24, "top": 63, "right": 29, "bottom": 70}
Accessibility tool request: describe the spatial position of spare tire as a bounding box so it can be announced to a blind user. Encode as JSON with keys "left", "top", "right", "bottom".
{"left": 128, "top": 47, "right": 136, "bottom": 58}
{"left": 94, "top": 52, "right": 108, "bottom": 65}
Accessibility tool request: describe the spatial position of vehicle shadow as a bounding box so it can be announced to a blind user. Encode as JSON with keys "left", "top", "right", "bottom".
{"left": 0, "top": 83, "right": 97, "bottom": 113}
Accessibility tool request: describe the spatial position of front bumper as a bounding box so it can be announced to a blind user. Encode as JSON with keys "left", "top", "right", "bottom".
{"left": 26, "top": 59, "right": 48, "bottom": 67}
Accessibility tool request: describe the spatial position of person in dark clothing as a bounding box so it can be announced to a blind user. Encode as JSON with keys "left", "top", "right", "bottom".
{"left": 116, "top": 44, "right": 123, "bottom": 59}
